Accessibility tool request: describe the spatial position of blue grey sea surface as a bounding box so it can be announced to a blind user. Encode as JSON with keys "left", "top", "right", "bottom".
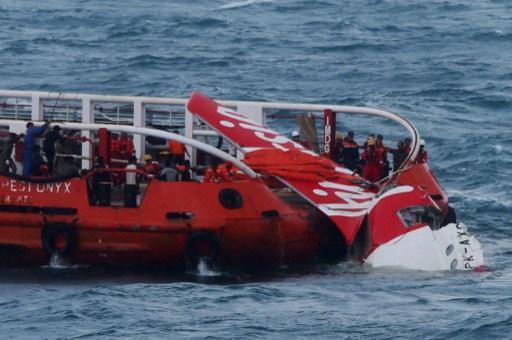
{"left": 0, "top": 0, "right": 511, "bottom": 338}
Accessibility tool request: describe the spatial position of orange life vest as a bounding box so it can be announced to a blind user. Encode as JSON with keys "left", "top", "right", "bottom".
{"left": 168, "top": 141, "right": 185, "bottom": 155}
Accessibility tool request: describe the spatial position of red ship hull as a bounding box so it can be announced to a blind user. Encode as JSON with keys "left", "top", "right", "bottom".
{"left": 0, "top": 176, "right": 336, "bottom": 270}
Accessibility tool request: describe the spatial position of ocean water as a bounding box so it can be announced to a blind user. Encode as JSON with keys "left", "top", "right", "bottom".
{"left": 0, "top": 0, "right": 511, "bottom": 338}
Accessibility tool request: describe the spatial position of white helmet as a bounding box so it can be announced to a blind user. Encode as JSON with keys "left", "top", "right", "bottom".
{"left": 292, "top": 131, "right": 300, "bottom": 137}
{"left": 420, "top": 139, "right": 426, "bottom": 147}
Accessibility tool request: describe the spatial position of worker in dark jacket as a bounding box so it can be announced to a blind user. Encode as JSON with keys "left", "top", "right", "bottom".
{"left": 43, "top": 125, "right": 63, "bottom": 174}
{"left": 0, "top": 133, "right": 23, "bottom": 174}
{"left": 415, "top": 139, "right": 428, "bottom": 163}
{"left": 389, "top": 141, "right": 408, "bottom": 172}
{"left": 23, "top": 121, "right": 49, "bottom": 177}
{"left": 341, "top": 131, "right": 360, "bottom": 171}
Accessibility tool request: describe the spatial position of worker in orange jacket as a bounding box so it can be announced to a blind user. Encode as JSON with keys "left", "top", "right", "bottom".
{"left": 361, "top": 138, "right": 384, "bottom": 182}
{"left": 168, "top": 130, "right": 189, "bottom": 163}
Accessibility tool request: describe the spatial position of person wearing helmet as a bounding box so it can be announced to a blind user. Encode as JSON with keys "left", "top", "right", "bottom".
{"left": 291, "top": 131, "right": 300, "bottom": 140}
{"left": 415, "top": 139, "right": 428, "bottom": 164}
{"left": 142, "top": 154, "right": 161, "bottom": 177}
{"left": 291, "top": 130, "right": 311, "bottom": 149}
{"left": 361, "top": 137, "right": 384, "bottom": 182}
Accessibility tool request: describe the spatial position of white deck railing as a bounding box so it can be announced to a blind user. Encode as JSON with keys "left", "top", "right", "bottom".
{"left": 0, "top": 90, "right": 420, "bottom": 169}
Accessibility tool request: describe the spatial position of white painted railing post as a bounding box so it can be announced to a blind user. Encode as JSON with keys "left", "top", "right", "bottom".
{"left": 31, "top": 94, "right": 43, "bottom": 121}
{"left": 82, "top": 96, "right": 94, "bottom": 169}
{"left": 185, "top": 107, "right": 196, "bottom": 167}
{"left": 133, "top": 100, "right": 145, "bottom": 160}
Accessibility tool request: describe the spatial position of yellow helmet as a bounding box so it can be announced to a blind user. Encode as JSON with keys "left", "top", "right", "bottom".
{"left": 143, "top": 154, "right": 152, "bottom": 161}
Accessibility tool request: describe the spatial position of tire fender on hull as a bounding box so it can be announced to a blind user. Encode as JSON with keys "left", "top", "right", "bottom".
{"left": 185, "top": 231, "right": 220, "bottom": 264}
{"left": 41, "top": 221, "right": 78, "bottom": 258}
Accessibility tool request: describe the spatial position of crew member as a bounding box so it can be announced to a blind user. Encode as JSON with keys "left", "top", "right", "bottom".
{"left": 23, "top": 121, "right": 49, "bottom": 177}
{"left": 0, "top": 133, "right": 23, "bottom": 174}
{"left": 168, "top": 130, "right": 189, "bottom": 163}
{"left": 142, "top": 154, "right": 161, "bottom": 177}
{"left": 92, "top": 156, "right": 111, "bottom": 206}
{"left": 176, "top": 160, "right": 192, "bottom": 181}
{"left": 43, "top": 125, "right": 63, "bottom": 174}
{"left": 124, "top": 156, "right": 138, "bottom": 207}
{"left": 333, "top": 132, "right": 344, "bottom": 163}
{"left": 415, "top": 139, "right": 428, "bottom": 163}
{"left": 291, "top": 131, "right": 311, "bottom": 149}
{"left": 160, "top": 159, "right": 178, "bottom": 181}
{"left": 376, "top": 134, "right": 389, "bottom": 178}
{"left": 361, "top": 138, "right": 384, "bottom": 182}
{"left": 217, "top": 161, "right": 234, "bottom": 182}
{"left": 53, "top": 135, "right": 73, "bottom": 177}
{"left": 203, "top": 163, "right": 219, "bottom": 183}
{"left": 341, "top": 131, "right": 360, "bottom": 171}
{"left": 404, "top": 137, "right": 412, "bottom": 154}
{"left": 389, "top": 140, "right": 407, "bottom": 172}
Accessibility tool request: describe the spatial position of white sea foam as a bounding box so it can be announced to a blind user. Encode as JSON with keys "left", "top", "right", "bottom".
{"left": 196, "top": 259, "right": 221, "bottom": 277}
{"left": 218, "top": 0, "right": 276, "bottom": 10}
{"left": 447, "top": 189, "right": 512, "bottom": 209}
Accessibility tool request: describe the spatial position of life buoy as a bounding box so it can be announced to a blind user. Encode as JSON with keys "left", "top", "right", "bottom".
{"left": 185, "top": 231, "right": 220, "bottom": 263}
{"left": 41, "top": 223, "right": 78, "bottom": 257}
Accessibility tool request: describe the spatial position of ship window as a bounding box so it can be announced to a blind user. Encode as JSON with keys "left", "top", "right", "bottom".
{"left": 397, "top": 205, "right": 441, "bottom": 230}
{"left": 218, "top": 188, "right": 243, "bottom": 209}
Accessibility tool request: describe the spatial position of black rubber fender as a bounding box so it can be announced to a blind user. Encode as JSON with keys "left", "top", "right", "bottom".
{"left": 41, "top": 223, "right": 78, "bottom": 257}
{"left": 185, "top": 231, "right": 220, "bottom": 263}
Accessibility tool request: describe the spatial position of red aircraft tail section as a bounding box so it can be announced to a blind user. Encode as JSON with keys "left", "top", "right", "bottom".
{"left": 187, "top": 91, "right": 376, "bottom": 245}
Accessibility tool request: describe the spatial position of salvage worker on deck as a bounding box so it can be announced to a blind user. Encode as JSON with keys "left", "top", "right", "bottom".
{"left": 22, "top": 120, "right": 49, "bottom": 177}
{"left": 404, "top": 137, "right": 412, "bottom": 154}
{"left": 55, "top": 155, "right": 79, "bottom": 178}
{"left": 333, "top": 132, "right": 344, "bottom": 163}
{"left": 217, "top": 161, "right": 235, "bottom": 182}
{"left": 203, "top": 162, "right": 220, "bottom": 183}
{"left": 43, "top": 125, "right": 63, "bottom": 174}
{"left": 361, "top": 137, "right": 384, "bottom": 182}
{"left": 53, "top": 135, "right": 74, "bottom": 176}
{"left": 291, "top": 131, "right": 311, "bottom": 149}
{"left": 30, "top": 145, "right": 45, "bottom": 176}
{"left": 168, "top": 130, "right": 189, "bottom": 163}
{"left": 92, "top": 156, "right": 111, "bottom": 206}
{"left": 341, "top": 131, "right": 360, "bottom": 171}
{"left": 176, "top": 160, "right": 192, "bottom": 181}
{"left": 415, "top": 139, "right": 428, "bottom": 164}
{"left": 159, "top": 159, "right": 178, "bottom": 181}
{"left": 389, "top": 140, "right": 408, "bottom": 172}
{"left": 376, "top": 134, "right": 390, "bottom": 178}
{"left": 0, "top": 133, "right": 23, "bottom": 174}
{"left": 124, "top": 155, "right": 139, "bottom": 207}
{"left": 142, "top": 154, "right": 161, "bottom": 178}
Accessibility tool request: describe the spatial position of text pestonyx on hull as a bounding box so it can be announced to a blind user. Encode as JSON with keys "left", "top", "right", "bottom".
{"left": 0, "top": 90, "right": 483, "bottom": 272}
